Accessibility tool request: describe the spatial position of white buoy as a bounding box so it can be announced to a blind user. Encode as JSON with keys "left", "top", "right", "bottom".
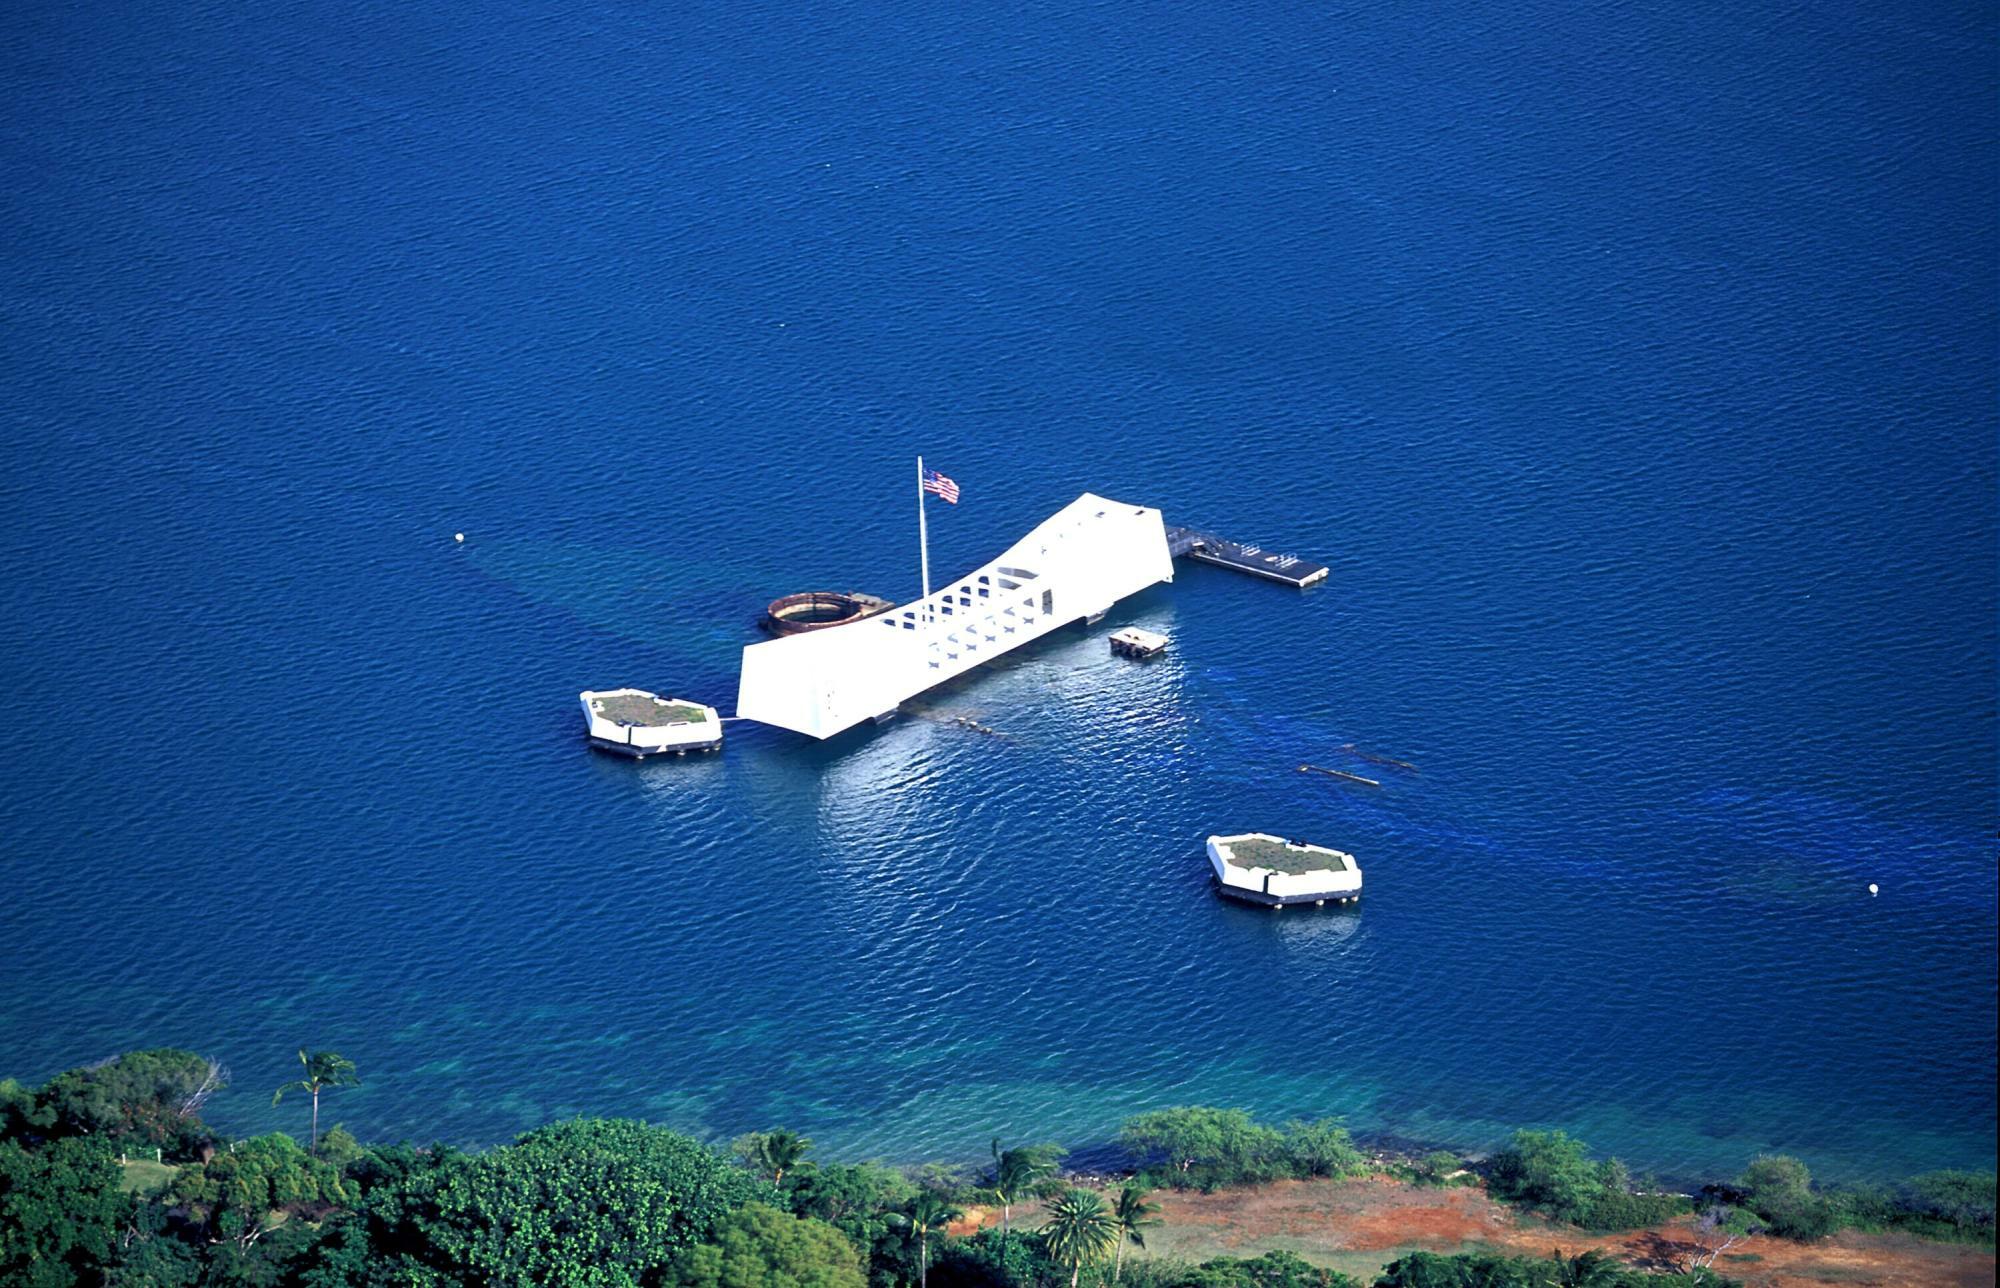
{"left": 1868, "top": 883, "right": 1879, "bottom": 896}
{"left": 454, "top": 533, "right": 465, "bottom": 543}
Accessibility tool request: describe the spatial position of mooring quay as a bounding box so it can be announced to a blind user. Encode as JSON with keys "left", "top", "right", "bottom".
{"left": 1165, "top": 525, "right": 1328, "bottom": 588}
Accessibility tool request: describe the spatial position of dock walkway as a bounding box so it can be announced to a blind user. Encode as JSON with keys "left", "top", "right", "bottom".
{"left": 1164, "top": 526, "right": 1328, "bottom": 588}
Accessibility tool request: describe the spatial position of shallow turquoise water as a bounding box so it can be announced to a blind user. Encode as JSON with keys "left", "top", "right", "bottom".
{"left": 1, "top": 0, "right": 1993, "bottom": 1183}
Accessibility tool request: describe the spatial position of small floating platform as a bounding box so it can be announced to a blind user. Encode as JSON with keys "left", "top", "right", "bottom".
{"left": 1164, "top": 526, "right": 1328, "bottom": 588}
{"left": 579, "top": 689, "right": 722, "bottom": 758}
{"left": 1207, "top": 832, "right": 1362, "bottom": 908}
{"left": 1109, "top": 626, "right": 1169, "bottom": 659}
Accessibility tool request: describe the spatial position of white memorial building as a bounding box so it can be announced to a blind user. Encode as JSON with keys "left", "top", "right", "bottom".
{"left": 736, "top": 492, "right": 1175, "bottom": 739}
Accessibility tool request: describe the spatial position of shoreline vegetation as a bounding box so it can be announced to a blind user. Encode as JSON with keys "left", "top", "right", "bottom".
{"left": 1, "top": 1050, "right": 1991, "bottom": 1287}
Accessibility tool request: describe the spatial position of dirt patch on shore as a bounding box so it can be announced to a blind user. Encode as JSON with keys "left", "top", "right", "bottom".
{"left": 947, "top": 1205, "right": 999, "bottom": 1239}
{"left": 1146, "top": 1177, "right": 1505, "bottom": 1255}
{"left": 1610, "top": 1227, "right": 1994, "bottom": 1288}
{"left": 1102, "top": 1177, "right": 1993, "bottom": 1288}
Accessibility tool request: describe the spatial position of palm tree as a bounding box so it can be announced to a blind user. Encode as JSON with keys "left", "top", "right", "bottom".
{"left": 1111, "top": 1184, "right": 1162, "bottom": 1282}
{"left": 888, "top": 1191, "right": 963, "bottom": 1288}
{"left": 1549, "top": 1248, "right": 1623, "bottom": 1287}
{"left": 751, "top": 1128, "right": 814, "bottom": 1187}
{"left": 271, "top": 1049, "right": 357, "bottom": 1151}
{"left": 988, "top": 1139, "right": 1063, "bottom": 1245}
{"left": 1041, "top": 1188, "right": 1119, "bottom": 1288}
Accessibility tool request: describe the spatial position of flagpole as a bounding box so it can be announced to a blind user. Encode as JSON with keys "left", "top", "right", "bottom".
{"left": 916, "top": 455, "right": 931, "bottom": 629}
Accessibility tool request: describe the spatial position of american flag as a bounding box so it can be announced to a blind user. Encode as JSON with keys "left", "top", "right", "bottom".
{"left": 921, "top": 467, "right": 960, "bottom": 504}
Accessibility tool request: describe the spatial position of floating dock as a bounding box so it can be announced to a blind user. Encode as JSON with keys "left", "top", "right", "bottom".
{"left": 579, "top": 689, "right": 723, "bottom": 757}
{"left": 1164, "top": 526, "right": 1328, "bottom": 588}
{"left": 1109, "top": 626, "right": 1168, "bottom": 659}
{"left": 1207, "top": 833, "right": 1362, "bottom": 908}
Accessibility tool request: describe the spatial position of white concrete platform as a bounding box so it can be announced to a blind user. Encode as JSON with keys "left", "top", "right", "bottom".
{"left": 737, "top": 493, "right": 1175, "bottom": 739}
{"left": 580, "top": 689, "right": 722, "bottom": 757}
{"left": 1207, "top": 832, "right": 1362, "bottom": 908}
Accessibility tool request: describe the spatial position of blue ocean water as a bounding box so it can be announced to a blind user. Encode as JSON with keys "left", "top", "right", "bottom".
{"left": 2, "top": 0, "right": 1994, "bottom": 1185}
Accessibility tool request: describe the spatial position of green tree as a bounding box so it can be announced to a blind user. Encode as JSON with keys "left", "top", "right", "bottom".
{"left": 1119, "top": 1108, "right": 1284, "bottom": 1189}
{"left": 788, "top": 1161, "right": 915, "bottom": 1226}
{"left": 1041, "top": 1188, "right": 1118, "bottom": 1288}
{"left": 34, "top": 1049, "right": 226, "bottom": 1150}
{"left": 169, "top": 1131, "right": 355, "bottom": 1251}
{"left": 1281, "top": 1120, "right": 1363, "bottom": 1179}
{"left": 324, "top": 1141, "right": 472, "bottom": 1283}
{"left": 670, "top": 1201, "right": 867, "bottom": 1288}
{"left": 0, "top": 1078, "right": 52, "bottom": 1143}
{"left": 1375, "top": 1250, "right": 1525, "bottom": 1286}
{"left": 108, "top": 1203, "right": 205, "bottom": 1287}
{"left": 1112, "top": 1184, "right": 1163, "bottom": 1282}
{"left": 272, "top": 1050, "right": 358, "bottom": 1151}
{"left": 0, "top": 1135, "right": 128, "bottom": 1287}
{"left": 410, "top": 1119, "right": 767, "bottom": 1284}
{"left": 987, "top": 1138, "right": 1065, "bottom": 1243}
{"left": 931, "top": 1225, "right": 1051, "bottom": 1288}
{"left": 1486, "top": 1130, "right": 1602, "bottom": 1225}
{"left": 786, "top": 1161, "right": 919, "bottom": 1288}
{"left": 316, "top": 1123, "right": 365, "bottom": 1170}
{"left": 887, "top": 1190, "right": 962, "bottom": 1288}
{"left": 788, "top": 1160, "right": 928, "bottom": 1288}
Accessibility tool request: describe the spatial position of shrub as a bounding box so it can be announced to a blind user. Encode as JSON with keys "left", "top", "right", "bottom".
{"left": 1377, "top": 1250, "right": 1531, "bottom": 1286}
{"left": 1822, "top": 1181, "right": 1895, "bottom": 1232}
{"left": 1376, "top": 1249, "right": 1744, "bottom": 1287}
{"left": 1900, "top": 1170, "right": 1996, "bottom": 1241}
{"left": 1484, "top": 1132, "right": 1692, "bottom": 1232}
{"left": 1206, "top": 1250, "right": 1359, "bottom": 1286}
{"left": 1119, "top": 1250, "right": 1359, "bottom": 1287}
{"left": 1736, "top": 1155, "right": 1837, "bottom": 1241}
{"left": 1579, "top": 1188, "right": 1690, "bottom": 1232}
